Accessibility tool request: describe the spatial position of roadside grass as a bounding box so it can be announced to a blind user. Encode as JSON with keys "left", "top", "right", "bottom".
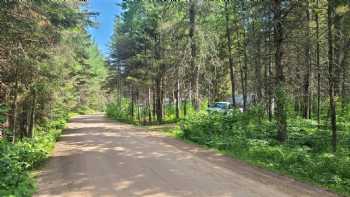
{"left": 144, "top": 114, "right": 349, "bottom": 197}
{"left": 0, "top": 112, "right": 78, "bottom": 197}
{"left": 106, "top": 101, "right": 350, "bottom": 196}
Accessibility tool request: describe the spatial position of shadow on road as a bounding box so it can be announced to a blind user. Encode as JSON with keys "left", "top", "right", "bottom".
{"left": 35, "top": 115, "right": 338, "bottom": 197}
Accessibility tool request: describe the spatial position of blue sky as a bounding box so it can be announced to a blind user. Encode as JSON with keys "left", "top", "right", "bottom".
{"left": 86, "top": 0, "right": 122, "bottom": 56}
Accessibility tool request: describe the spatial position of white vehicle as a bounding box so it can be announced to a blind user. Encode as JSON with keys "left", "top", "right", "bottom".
{"left": 207, "top": 102, "right": 233, "bottom": 113}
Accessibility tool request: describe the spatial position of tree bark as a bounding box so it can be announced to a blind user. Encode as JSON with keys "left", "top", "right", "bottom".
{"left": 175, "top": 79, "right": 180, "bottom": 119}
{"left": 327, "top": 0, "right": 337, "bottom": 152}
{"left": 152, "top": 85, "right": 156, "bottom": 119}
{"left": 341, "top": 40, "right": 350, "bottom": 111}
{"left": 303, "top": 2, "right": 311, "bottom": 119}
{"left": 243, "top": 38, "right": 248, "bottom": 111}
{"left": 156, "top": 76, "right": 162, "bottom": 124}
{"left": 255, "top": 37, "right": 263, "bottom": 102}
{"left": 11, "top": 66, "right": 18, "bottom": 143}
{"left": 224, "top": 1, "right": 236, "bottom": 107}
{"left": 136, "top": 89, "right": 140, "bottom": 124}
{"left": 189, "top": 0, "right": 200, "bottom": 112}
{"left": 28, "top": 88, "right": 36, "bottom": 138}
{"left": 148, "top": 88, "right": 152, "bottom": 123}
{"left": 130, "top": 85, "right": 134, "bottom": 120}
{"left": 273, "top": 0, "right": 287, "bottom": 142}
{"left": 315, "top": 0, "right": 321, "bottom": 126}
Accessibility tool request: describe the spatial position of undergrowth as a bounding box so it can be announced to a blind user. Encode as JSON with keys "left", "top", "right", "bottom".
{"left": 178, "top": 106, "right": 350, "bottom": 196}
{"left": 0, "top": 113, "right": 71, "bottom": 197}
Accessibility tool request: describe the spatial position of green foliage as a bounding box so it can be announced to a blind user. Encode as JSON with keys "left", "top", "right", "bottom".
{"left": 0, "top": 116, "right": 67, "bottom": 197}
{"left": 106, "top": 98, "right": 204, "bottom": 125}
{"left": 180, "top": 110, "right": 350, "bottom": 196}
{"left": 106, "top": 99, "right": 133, "bottom": 123}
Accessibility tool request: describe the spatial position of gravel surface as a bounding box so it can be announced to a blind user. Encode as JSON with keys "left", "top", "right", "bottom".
{"left": 35, "top": 114, "right": 339, "bottom": 197}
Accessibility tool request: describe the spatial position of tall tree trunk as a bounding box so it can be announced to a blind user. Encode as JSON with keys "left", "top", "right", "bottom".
{"left": 11, "top": 67, "right": 18, "bottom": 143}
{"left": 243, "top": 39, "right": 248, "bottom": 111}
{"left": 273, "top": 0, "right": 287, "bottom": 142}
{"left": 315, "top": 0, "right": 321, "bottom": 126}
{"left": 130, "top": 85, "right": 134, "bottom": 120}
{"left": 255, "top": 37, "right": 263, "bottom": 102}
{"left": 175, "top": 79, "right": 180, "bottom": 119}
{"left": 327, "top": 0, "right": 337, "bottom": 152}
{"left": 237, "top": 31, "right": 246, "bottom": 111}
{"left": 28, "top": 88, "right": 36, "bottom": 138}
{"left": 334, "top": 13, "right": 343, "bottom": 96}
{"left": 224, "top": 1, "right": 236, "bottom": 107}
{"left": 303, "top": 2, "right": 311, "bottom": 119}
{"left": 265, "top": 56, "right": 273, "bottom": 121}
{"left": 156, "top": 76, "right": 162, "bottom": 124}
{"left": 136, "top": 90, "right": 140, "bottom": 124}
{"left": 161, "top": 78, "right": 165, "bottom": 118}
{"left": 152, "top": 85, "right": 156, "bottom": 119}
{"left": 238, "top": 31, "right": 248, "bottom": 112}
{"left": 148, "top": 88, "right": 152, "bottom": 123}
{"left": 183, "top": 98, "right": 187, "bottom": 117}
{"left": 189, "top": 0, "right": 200, "bottom": 111}
{"left": 341, "top": 40, "right": 350, "bottom": 111}
{"left": 266, "top": 33, "right": 274, "bottom": 121}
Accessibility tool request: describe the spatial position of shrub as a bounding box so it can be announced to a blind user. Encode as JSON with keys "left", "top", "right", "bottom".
{"left": 0, "top": 116, "right": 67, "bottom": 197}
{"left": 180, "top": 109, "right": 350, "bottom": 196}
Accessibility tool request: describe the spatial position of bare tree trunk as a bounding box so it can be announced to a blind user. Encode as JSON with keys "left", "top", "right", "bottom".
{"left": 11, "top": 67, "right": 18, "bottom": 143}
{"left": 175, "top": 79, "right": 180, "bottom": 119}
{"left": 161, "top": 78, "right": 165, "bottom": 118}
{"left": 273, "top": 0, "right": 287, "bottom": 142}
{"left": 152, "top": 85, "right": 156, "bottom": 119}
{"left": 224, "top": 1, "right": 236, "bottom": 107}
{"left": 243, "top": 40, "right": 248, "bottom": 111}
{"left": 303, "top": 2, "right": 311, "bottom": 119}
{"left": 189, "top": 0, "right": 200, "bottom": 112}
{"left": 255, "top": 38, "right": 263, "bottom": 102}
{"left": 148, "top": 88, "right": 152, "bottom": 123}
{"left": 130, "top": 85, "right": 134, "bottom": 120}
{"left": 238, "top": 30, "right": 248, "bottom": 112}
{"left": 183, "top": 98, "right": 187, "bottom": 117}
{"left": 265, "top": 58, "right": 273, "bottom": 121}
{"left": 315, "top": 0, "right": 321, "bottom": 127}
{"left": 237, "top": 32, "right": 246, "bottom": 111}
{"left": 28, "top": 88, "right": 36, "bottom": 138}
{"left": 136, "top": 90, "right": 140, "bottom": 124}
{"left": 341, "top": 40, "right": 350, "bottom": 111}
{"left": 265, "top": 33, "right": 274, "bottom": 121}
{"left": 327, "top": 0, "right": 337, "bottom": 152}
{"left": 156, "top": 76, "right": 162, "bottom": 124}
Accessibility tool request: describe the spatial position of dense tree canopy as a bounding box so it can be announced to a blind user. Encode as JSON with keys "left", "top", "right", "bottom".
{"left": 107, "top": 0, "right": 350, "bottom": 147}
{"left": 0, "top": 0, "right": 107, "bottom": 141}
{"left": 104, "top": 2, "right": 350, "bottom": 194}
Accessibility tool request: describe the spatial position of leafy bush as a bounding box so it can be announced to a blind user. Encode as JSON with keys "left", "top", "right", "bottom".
{"left": 106, "top": 99, "right": 131, "bottom": 122}
{"left": 180, "top": 109, "right": 350, "bottom": 196}
{"left": 106, "top": 98, "right": 203, "bottom": 125}
{"left": 0, "top": 116, "right": 67, "bottom": 197}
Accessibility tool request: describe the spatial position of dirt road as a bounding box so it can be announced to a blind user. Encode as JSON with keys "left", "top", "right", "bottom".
{"left": 35, "top": 115, "right": 338, "bottom": 197}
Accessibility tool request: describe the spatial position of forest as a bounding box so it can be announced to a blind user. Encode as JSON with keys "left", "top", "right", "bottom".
{"left": 105, "top": 0, "right": 350, "bottom": 196}
{"left": 0, "top": 0, "right": 107, "bottom": 196}
{"left": 0, "top": 0, "right": 349, "bottom": 196}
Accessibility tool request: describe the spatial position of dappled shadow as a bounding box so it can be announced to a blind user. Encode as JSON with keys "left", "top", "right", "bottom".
{"left": 35, "top": 115, "right": 338, "bottom": 197}
{"left": 69, "top": 114, "right": 115, "bottom": 124}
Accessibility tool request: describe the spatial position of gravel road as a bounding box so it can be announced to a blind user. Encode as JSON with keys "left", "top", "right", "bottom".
{"left": 35, "top": 114, "right": 339, "bottom": 197}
